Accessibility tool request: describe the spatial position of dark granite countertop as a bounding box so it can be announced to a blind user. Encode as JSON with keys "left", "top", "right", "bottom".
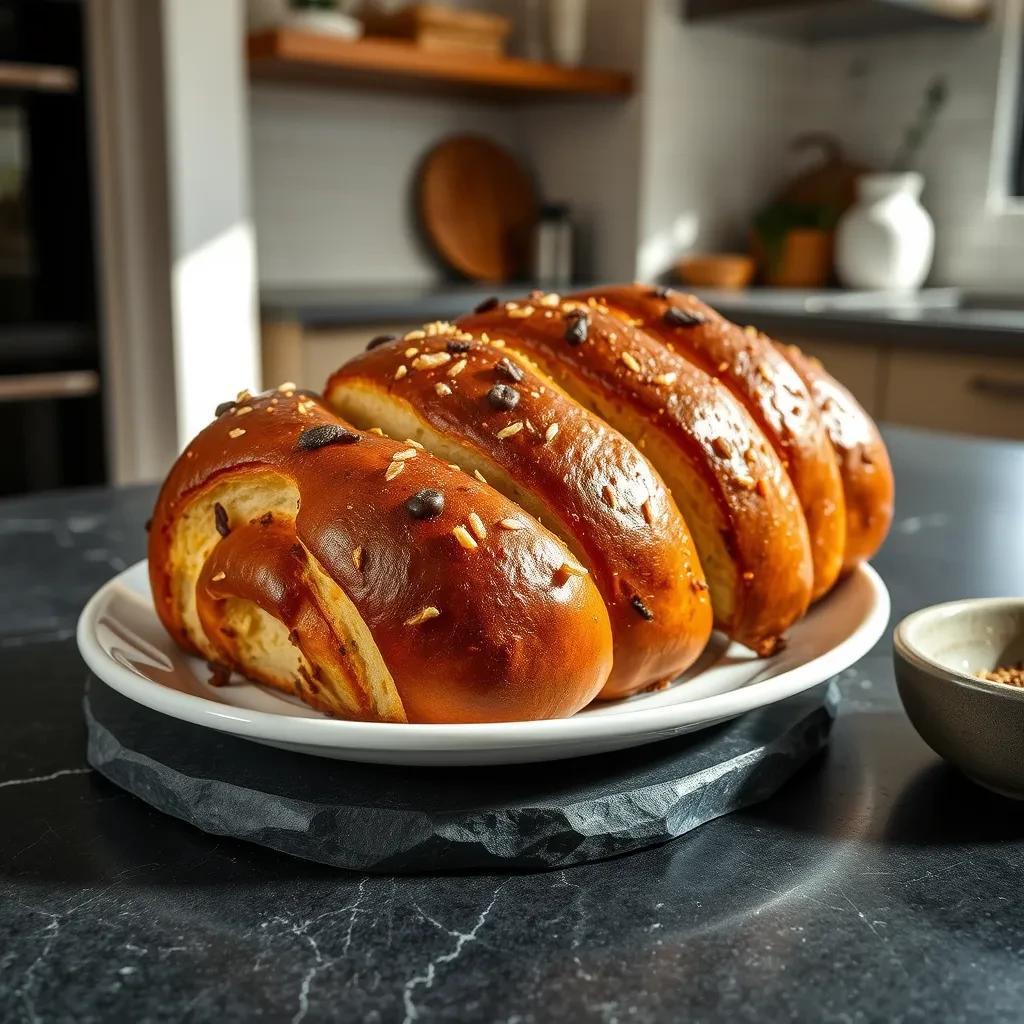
{"left": 3, "top": 426, "right": 1024, "bottom": 1023}
{"left": 260, "top": 285, "right": 1024, "bottom": 355}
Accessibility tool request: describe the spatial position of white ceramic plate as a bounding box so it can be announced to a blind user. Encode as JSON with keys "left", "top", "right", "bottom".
{"left": 77, "top": 560, "right": 889, "bottom": 766}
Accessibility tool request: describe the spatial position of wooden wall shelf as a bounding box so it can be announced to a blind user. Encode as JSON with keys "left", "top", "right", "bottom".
{"left": 247, "top": 30, "right": 633, "bottom": 100}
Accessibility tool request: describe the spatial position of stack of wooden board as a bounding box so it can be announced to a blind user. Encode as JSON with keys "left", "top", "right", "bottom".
{"left": 361, "top": 4, "right": 511, "bottom": 56}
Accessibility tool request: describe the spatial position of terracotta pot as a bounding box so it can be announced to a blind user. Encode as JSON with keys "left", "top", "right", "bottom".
{"left": 755, "top": 228, "right": 833, "bottom": 289}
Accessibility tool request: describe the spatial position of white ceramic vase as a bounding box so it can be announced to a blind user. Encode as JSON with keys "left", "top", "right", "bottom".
{"left": 836, "top": 172, "right": 935, "bottom": 291}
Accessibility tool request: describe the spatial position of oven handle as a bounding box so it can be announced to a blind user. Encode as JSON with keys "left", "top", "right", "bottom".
{"left": 0, "top": 370, "right": 100, "bottom": 402}
{"left": 0, "top": 61, "right": 78, "bottom": 93}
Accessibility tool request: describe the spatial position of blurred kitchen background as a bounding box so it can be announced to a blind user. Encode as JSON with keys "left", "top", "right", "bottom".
{"left": 1, "top": 0, "right": 1022, "bottom": 496}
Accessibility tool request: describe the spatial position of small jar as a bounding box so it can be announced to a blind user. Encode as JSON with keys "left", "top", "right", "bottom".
{"left": 532, "top": 203, "right": 573, "bottom": 289}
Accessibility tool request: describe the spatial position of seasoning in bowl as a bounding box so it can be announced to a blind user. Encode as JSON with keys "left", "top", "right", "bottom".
{"left": 976, "top": 664, "right": 1024, "bottom": 688}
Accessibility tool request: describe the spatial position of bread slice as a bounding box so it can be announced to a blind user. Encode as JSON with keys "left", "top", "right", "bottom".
{"left": 573, "top": 285, "right": 847, "bottom": 602}
{"left": 148, "top": 387, "right": 614, "bottom": 722}
{"left": 326, "top": 324, "right": 714, "bottom": 699}
{"left": 776, "top": 342, "right": 894, "bottom": 574}
{"left": 457, "top": 297, "right": 815, "bottom": 654}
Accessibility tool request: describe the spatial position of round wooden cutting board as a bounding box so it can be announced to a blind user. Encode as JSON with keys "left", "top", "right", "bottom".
{"left": 417, "top": 134, "right": 538, "bottom": 283}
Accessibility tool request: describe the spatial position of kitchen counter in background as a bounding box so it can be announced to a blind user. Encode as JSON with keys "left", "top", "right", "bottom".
{"left": 260, "top": 285, "right": 1024, "bottom": 441}
{"left": 262, "top": 283, "right": 531, "bottom": 331}
{"left": 697, "top": 287, "right": 1024, "bottom": 352}
{"left": 3, "top": 426, "right": 1024, "bottom": 1022}
{"left": 261, "top": 285, "right": 1024, "bottom": 353}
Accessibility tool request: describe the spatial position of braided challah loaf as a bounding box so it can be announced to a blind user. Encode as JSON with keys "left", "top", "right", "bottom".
{"left": 149, "top": 284, "right": 892, "bottom": 724}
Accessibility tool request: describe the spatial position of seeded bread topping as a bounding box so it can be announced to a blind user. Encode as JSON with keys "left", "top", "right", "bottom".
{"left": 325, "top": 323, "right": 714, "bottom": 699}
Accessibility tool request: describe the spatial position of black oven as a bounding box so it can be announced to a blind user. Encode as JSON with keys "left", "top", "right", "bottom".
{"left": 0, "top": 0, "right": 104, "bottom": 496}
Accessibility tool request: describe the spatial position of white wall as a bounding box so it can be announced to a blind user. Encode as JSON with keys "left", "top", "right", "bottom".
{"left": 250, "top": 86, "right": 526, "bottom": 287}
{"left": 163, "top": 0, "right": 261, "bottom": 444}
{"left": 516, "top": 0, "right": 647, "bottom": 281}
{"left": 247, "top": 0, "right": 1024, "bottom": 292}
{"left": 792, "top": 0, "right": 1024, "bottom": 290}
{"left": 637, "top": 0, "right": 1024, "bottom": 289}
{"left": 636, "top": 0, "right": 809, "bottom": 279}
{"left": 249, "top": 0, "right": 646, "bottom": 287}
{"left": 249, "top": 0, "right": 527, "bottom": 288}
{"left": 249, "top": 0, "right": 649, "bottom": 287}
{"left": 248, "top": 0, "right": 772, "bottom": 288}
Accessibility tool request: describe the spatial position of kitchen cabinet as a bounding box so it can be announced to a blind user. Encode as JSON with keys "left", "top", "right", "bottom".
{"left": 884, "top": 350, "right": 1024, "bottom": 441}
{"left": 770, "top": 335, "right": 885, "bottom": 417}
{"left": 262, "top": 321, "right": 413, "bottom": 392}
{"left": 263, "top": 316, "right": 1024, "bottom": 442}
{"left": 266, "top": 322, "right": 890, "bottom": 415}
{"left": 770, "top": 334, "right": 1024, "bottom": 440}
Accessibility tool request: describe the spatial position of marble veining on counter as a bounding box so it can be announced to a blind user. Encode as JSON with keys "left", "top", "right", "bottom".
{"left": 2, "top": 428, "right": 1024, "bottom": 1023}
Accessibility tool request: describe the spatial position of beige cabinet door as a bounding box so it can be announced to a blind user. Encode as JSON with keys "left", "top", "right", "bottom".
{"left": 770, "top": 335, "right": 884, "bottom": 417}
{"left": 302, "top": 324, "right": 412, "bottom": 392}
{"left": 884, "top": 349, "right": 1024, "bottom": 440}
{"left": 262, "top": 321, "right": 412, "bottom": 393}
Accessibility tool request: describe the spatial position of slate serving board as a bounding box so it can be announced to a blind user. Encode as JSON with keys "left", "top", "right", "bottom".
{"left": 84, "top": 678, "right": 838, "bottom": 873}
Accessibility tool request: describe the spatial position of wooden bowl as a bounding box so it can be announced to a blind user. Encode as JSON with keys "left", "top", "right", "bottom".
{"left": 676, "top": 253, "right": 756, "bottom": 291}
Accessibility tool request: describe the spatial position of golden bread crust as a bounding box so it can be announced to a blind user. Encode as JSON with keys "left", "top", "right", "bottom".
{"left": 573, "top": 285, "right": 847, "bottom": 602}
{"left": 326, "top": 326, "right": 713, "bottom": 699}
{"left": 148, "top": 388, "right": 613, "bottom": 723}
{"left": 776, "top": 342, "right": 894, "bottom": 574}
{"left": 457, "top": 296, "right": 814, "bottom": 654}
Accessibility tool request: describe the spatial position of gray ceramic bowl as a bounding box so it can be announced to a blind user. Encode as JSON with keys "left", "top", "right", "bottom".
{"left": 894, "top": 598, "right": 1024, "bottom": 799}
